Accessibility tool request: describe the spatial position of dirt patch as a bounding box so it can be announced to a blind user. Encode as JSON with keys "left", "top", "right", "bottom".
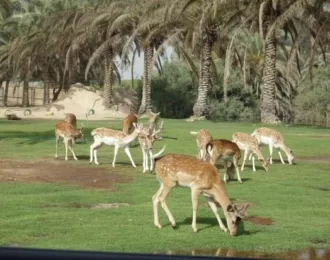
{"left": 295, "top": 155, "right": 330, "bottom": 163}
{"left": 245, "top": 216, "right": 274, "bottom": 226}
{"left": 0, "top": 159, "right": 133, "bottom": 191}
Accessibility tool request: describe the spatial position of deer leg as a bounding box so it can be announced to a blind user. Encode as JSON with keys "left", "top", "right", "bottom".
{"left": 67, "top": 139, "right": 78, "bottom": 160}
{"left": 112, "top": 145, "right": 120, "bottom": 167}
{"left": 141, "top": 148, "right": 147, "bottom": 172}
{"left": 252, "top": 154, "right": 256, "bottom": 171}
{"left": 268, "top": 143, "right": 274, "bottom": 164}
{"left": 90, "top": 141, "right": 102, "bottom": 165}
{"left": 278, "top": 150, "right": 285, "bottom": 164}
{"left": 233, "top": 159, "right": 242, "bottom": 184}
{"left": 223, "top": 163, "right": 228, "bottom": 183}
{"left": 64, "top": 139, "right": 69, "bottom": 161}
{"left": 206, "top": 197, "right": 228, "bottom": 233}
{"left": 191, "top": 188, "right": 201, "bottom": 232}
{"left": 158, "top": 185, "right": 176, "bottom": 229}
{"left": 152, "top": 184, "right": 164, "bottom": 229}
{"left": 123, "top": 146, "right": 136, "bottom": 168}
{"left": 240, "top": 149, "right": 248, "bottom": 171}
{"left": 55, "top": 135, "right": 60, "bottom": 159}
{"left": 149, "top": 150, "right": 154, "bottom": 171}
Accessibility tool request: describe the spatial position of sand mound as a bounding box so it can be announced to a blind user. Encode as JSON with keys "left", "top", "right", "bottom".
{"left": 1, "top": 85, "right": 139, "bottom": 120}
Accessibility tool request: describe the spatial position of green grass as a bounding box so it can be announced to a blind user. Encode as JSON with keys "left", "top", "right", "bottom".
{"left": 0, "top": 118, "right": 330, "bottom": 254}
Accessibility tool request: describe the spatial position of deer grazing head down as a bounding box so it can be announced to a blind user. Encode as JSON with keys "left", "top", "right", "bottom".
{"left": 152, "top": 154, "right": 251, "bottom": 235}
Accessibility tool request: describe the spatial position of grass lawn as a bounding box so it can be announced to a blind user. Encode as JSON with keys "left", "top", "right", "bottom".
{"left": 0, "top": 118, "right": 330, "bottom": 256}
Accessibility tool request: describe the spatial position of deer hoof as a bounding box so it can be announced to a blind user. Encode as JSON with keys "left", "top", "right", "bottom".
{"left": 155, "top": 224, "right": 162, "bottom": 229}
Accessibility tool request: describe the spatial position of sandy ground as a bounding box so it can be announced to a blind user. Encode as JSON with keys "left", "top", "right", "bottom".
{"left": 1, "top": 86, "right": 132, "bottom": 120}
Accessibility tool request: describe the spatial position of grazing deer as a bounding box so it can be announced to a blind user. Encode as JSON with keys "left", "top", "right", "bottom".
{"left": 190, "top": 129, "right": 213, "bottom": 160}
{"left": 122, "top": 113, "right": 138, "bottom": 147}
{"left": 122, "top": 113, "right": 138, "bottom": 135}
{"left": 152, "top": 154, "right": 251, "bottom": 236}
{"left": 55, "top": 120, "right": 84, "bottom": 161}
{"left": 138, "top": 126, "right": 162, "bottom": 173}
{"left": 64, "top": 113, "right": 86, "bottom": 143}
{"left": 232, "top": 132, "right": 270, "bottom": 172}
{"left": 206, "top": 139, "right": 242, "bottom": 183}
{"left": 251, "top": 127, "right": 295, "bottom": 165}
{"left": 89, "top": 123, "right": 144, "bottom": 167}
{"left": 64, "top": 113, "right": 77, "bottom": 128}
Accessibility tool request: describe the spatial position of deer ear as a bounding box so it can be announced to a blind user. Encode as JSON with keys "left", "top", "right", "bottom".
{"left": 227, "top": 204, "right": 235, "bottom": 212}
{"left": 156, "top": 112, "right": 160, "bottom": 116}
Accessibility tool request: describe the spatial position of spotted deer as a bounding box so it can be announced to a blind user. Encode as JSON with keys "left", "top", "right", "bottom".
{"left": 251, "top": 127, "right": 294, "bottom": 165}
{"left": 55, "top": 120, "right": 84, "bottom": 161}
{"left": 190, "top": 129, "right": 213, "bottom": 160}
{"left": 89, "top": 123, "right": 144, "bottom": 167}
{"left": 152, "top": 153, "right": 251, "bottom": 236}
{"left": 138, "top": 126, "right": 163, "bottom": 173}
{"left": 232, "top": 132, "right": 270, "bottom": 172}
{"left": 206, "top": 139, "right": 242, "bottom": 183}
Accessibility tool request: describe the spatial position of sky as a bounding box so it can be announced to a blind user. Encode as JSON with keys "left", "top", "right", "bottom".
{"left": 120, "top": 46, "right": 174, "bottom": 80}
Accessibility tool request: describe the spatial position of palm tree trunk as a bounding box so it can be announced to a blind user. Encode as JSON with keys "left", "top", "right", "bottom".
{"left": 22, "top": 78, "right": 29, "bottom": 107}
{"left": 53, "top": 65, "right": 64, "bottom": 102}
{"left": 42, "top": 64, "right": 51, "bottom": 105}
{"left": 193, "top": 38, "right": 211, "bottom": 117}
{"left": 131, "top": 48, "right": 137, "bottom": 89}
{"left": 138, "top": 44, "right": 153, "bottom": 114}
{"left": 260, "top": 31, "right": 280, "bottom": 124}
{"left": 103, "top": 46, "right": 114, "bottom": 108}
{"left": 4, "top": 80, "right": 9, "bottom": 106}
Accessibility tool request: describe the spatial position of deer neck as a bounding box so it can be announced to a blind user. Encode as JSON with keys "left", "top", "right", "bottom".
{"left": 213, "top": 182, "right": 232, "bottom": 211}
{"left": 253, "top": 148, "right": 264, "bottom": 161}
{"left": 279, "top": 143, "right": 291, "bottom": 156}
{"left": 120, "top": 129, "right": 139, "bottom": 144}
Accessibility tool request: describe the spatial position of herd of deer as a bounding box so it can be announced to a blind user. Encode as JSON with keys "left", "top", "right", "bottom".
{"left": 54, "top": 112, "right": 295, "bottom": 236}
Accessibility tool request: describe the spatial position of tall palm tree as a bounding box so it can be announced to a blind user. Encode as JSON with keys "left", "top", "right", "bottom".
{"left": 168, "top": 0, "right": 248, "bottom": 118}
{"left": 252, "top": 0, "right": 329, "bottom": 123}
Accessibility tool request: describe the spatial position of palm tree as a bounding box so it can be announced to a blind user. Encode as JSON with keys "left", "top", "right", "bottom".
{"left": 250, "top": 0, "right": 330, "bottom": 123}
{"left": 167, "top": 0, "right": 248, "bottom": 119}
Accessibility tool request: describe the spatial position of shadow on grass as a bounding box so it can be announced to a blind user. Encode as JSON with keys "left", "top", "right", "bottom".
{"left": 174, "top": 217, "right": 259, "bottom": 236}
{"left": 0, "top": 127, "right": 96, "bottom": 145}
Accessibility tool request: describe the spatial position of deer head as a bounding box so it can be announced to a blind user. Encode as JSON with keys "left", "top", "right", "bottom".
{"left": 226, "top": 203, "right": 252, "bottom": 236}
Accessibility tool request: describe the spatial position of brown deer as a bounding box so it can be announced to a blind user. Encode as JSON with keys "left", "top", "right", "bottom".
{"left": 232, "top": 132, "right": 270, "bottom": 172}
{"left": 206, "top": 139, "right": 242, "bottom": 183}
{"left": 55, "top": 120, "right": 84, "bottom": 161}
{"left": 152, "top": 153, "right": 251, "bottom": 236}
{"left": 251, "top": 127, "right": 295, "bottom": 165}
{"left": 190, "top": 129, "right": 213, "bottom": 160}
{"left": 122, "top": 113, "right": 138, "bottom": 135}
{"left": 64, "top": 113, "right": 77, "bottom": 128}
